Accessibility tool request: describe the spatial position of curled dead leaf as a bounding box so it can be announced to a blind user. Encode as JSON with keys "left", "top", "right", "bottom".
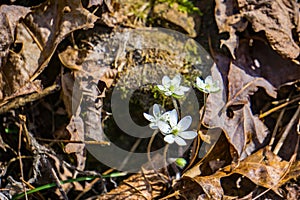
{"left": 0, "top": 0, "right": 98, "bottom": 101}
{"left": 214, "top": 0, "right": 248, "bottom": 59}
{"left": 176, "top": 148, "right": 299, "bottom": 199}
{"left": 204, "top": 61, "right": 276, "bottom": 159}
{"left": 238, "top": 0, "right": 300, "bottom": 59}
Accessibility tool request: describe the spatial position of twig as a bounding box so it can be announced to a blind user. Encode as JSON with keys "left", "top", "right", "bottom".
{"left": 74, "top": 177, "right": 101, "bottom": 200}
{"left": 35, "top": 137, "right": 110, "bottom": 145}
{"left": 259, "top": 96, "right": 300, "bottom": 119}
{"left": 50, "top": 168, "right": 69, "bottom": 200}
{"left": 273, "top": 103, "right": 300, "bottom": 155}
{"left": 20, "top": 179, "right": 46, "bottom": 200}
{"left": 17, "top": 115, "right": 28, "bottom": 200}
{"left": 119, "top": 138, "right": 142, "bottom": 170}
{"left": 268, "top": 91, "right": 294, "bottom": 149}
{"left": 0, "top": 84, "right": 60, "bottom": 114}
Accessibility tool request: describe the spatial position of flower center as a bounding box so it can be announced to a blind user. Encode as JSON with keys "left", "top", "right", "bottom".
{"left": 172, "top": 128, "right": 179, "bottom": 136}
{"left": 169, "top": 85, "right": 175, "bottom": 92}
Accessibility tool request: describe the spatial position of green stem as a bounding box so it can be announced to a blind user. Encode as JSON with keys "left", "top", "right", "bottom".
{"left": 12, "top": 173, "right": 127, "bottom": 200}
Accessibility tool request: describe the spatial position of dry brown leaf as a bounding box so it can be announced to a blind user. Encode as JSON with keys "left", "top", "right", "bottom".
{"left": 221, "top": 149, "right": 298, "bottom": 195}
{"left": 98, "top": 169, "right": 168, "bottom": 200}
{"left": 214, "top": 0, "right": 248, "bottom": 59}
{"left": 235, "top": 39, "right": 300, "bottom": 88}
{"left": 177, "top": 148, "right": 299, "bottom": 199}
{"left": 0, "top": 0, "right": 98, "bottom": 101}
{"left": 47, "top": 153, "right": 84, "bottom": 192}
{"left": 61, "top": 72, "right": 78, "bottom": 117}
{"left": 184, "top": 132, "right": 233, "bottom": 178}
{"left": 60, "top": 41, "right": 113, "bottom": 145}
{"left": 215, "top": 0, "right": 300, "bottom": 59}
{"left": 0, "top": 5, "right": 30, "bottom": 70}
{"left": 65, "top": 115, "right": 86, "bottom": 174}
{"left": 227, "top": 62, "right": 277, "bottom": 106}
{"left": 58, "top": 46, "right": 83, "bottom": 71}
{"left": 238, "top": 0, "right": 300, "bottom": 59}
{"left": 65, "top": 116, "right": 85, "bottom": 154}
{"left": 177, "top": 171, "right": 226, "bottom": 199}
{"left": 204, "top": 62, "right": 276, "bottom": 159}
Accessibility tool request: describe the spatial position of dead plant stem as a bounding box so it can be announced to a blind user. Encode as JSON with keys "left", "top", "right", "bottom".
{"left": 273, "top": 103, "right": 300, "bottom": 155}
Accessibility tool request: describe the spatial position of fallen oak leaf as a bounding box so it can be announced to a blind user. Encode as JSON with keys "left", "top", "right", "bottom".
{"left": 226, "top": 62, "right": 277, "bottom": 107}
{"left": 176, "top": 148, "right": 299, "bottom": 199}
{"left": 238, "top": 0, "right": 300, "bottom": 59}
{"left": 0, "top": 0, "right": 98, "bottom": 101}
{"left": 204, "top": 61, "right": 276, "bottom": 159}
{"left": 222, "top": 148, "right": 299, "bottom": 197}
{"left": 0, "top": 4, "right": 30, "bottom": 69}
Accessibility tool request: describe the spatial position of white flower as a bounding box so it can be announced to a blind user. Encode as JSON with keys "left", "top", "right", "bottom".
{"left": 195, "top": 76, "right": 220, "bottom": 93}
{"left": 143, "top": 104, "right": 170, "bottom": 129}
{"left": 157, "top": 74, "right": 189, "bottom": 98}
{"left": 158, "top": 109, "right": 197, "bottom": 146}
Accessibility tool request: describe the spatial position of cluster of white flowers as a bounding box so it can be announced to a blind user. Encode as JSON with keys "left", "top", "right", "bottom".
{"left": 144, "top": 74, "right": 220, "bottom": 146}
{"left": 144, "top": 106, "right": 197, "bottom": 146}
{"left": 157, "top": 74, "right": 220, "bottom": 97}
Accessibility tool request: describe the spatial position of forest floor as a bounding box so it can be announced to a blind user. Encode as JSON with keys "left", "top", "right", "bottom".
{"left": 0, "top": 0, "right": 299, "bottom": 199}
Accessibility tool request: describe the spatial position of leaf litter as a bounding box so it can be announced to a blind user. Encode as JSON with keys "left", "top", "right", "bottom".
{"left": 0, "top": 0, "right": 299, "bottom": 199}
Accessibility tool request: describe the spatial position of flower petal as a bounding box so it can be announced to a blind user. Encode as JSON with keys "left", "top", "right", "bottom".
{"left": 196, "top": 77, "right": 205, "bottom": 88}
{"left": 169, "top": 109, "right": 178, "bottom": 127}
{"left": 177, "top": 116, "right": 192, "bottom": 131}
{"left": 178, "top": 131, "right": 197, "bottom": 139}
{"left": 164, "top": 91, "right": 173, "bottom": 96}
{"left": 158, "top": 121, "right": 171, "bottom": 133}
{"left": 180, "top": 86, "right": 190, "bottom": 92}
{"left": 160, "top": 112, "right": 170, "bottom": 122}
{"left": 143, "top": 113, "right": 154, "bottom": 122}
{"left": 171, "top": 74, "right": 181, "bottom": 88}
{"left": 210, "top": 82, "right": 220, "bottom": 93}
{"left": 153, "top": 104, "right": 160, "bottom": 118}
{"left": 157, "top": 85, "right": 167, "bottom": 92}
{"left": 162, "top": 76, "right": 171, "bottom": 88}
{"left": 205, "top": 76, "right": 213, "bottom": 85}
{"left": 149, "top": 123, "right": 158, "bottom": 130}
{"left": 174, "top": 86, "right": 189, "bottom": 96}
{"left": 164, "top": 134, "right": 175, "bottom": 144}
{"left": 173, "top": 90, "right": 184, "bottom": 96}
{"left": 174, "top": 136, "right": 187, "bottom": 146}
